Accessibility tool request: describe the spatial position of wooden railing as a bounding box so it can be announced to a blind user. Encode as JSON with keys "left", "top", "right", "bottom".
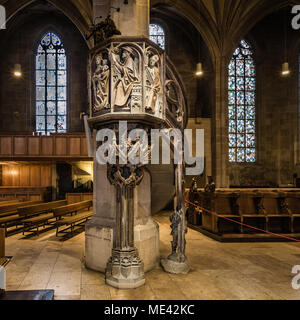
{"left": 0, "top": 133, "right": 92, "bottom": 160}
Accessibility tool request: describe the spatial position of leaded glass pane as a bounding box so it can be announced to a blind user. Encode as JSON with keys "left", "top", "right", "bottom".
{"left": 229, "top": 149, "right": 236, "bottom": 162}
{"left": 47, "top": 102, "right": 56, "bottom": 115}
{"left": 228, "top": 39, "right": 256, "bottom": 163}
{"left": 47, "top": 53, "right": 56, "bottom": 70}
{"left": 36, "top": 116, "right": 45, "bottom": 131}
{"left": 58, "top": 101, "right": 66, "bottom": 115}
{"left": 36, "top": 32, "right": 67, "bottom": 134}
{"left": 36, "top": 71, "right": 45, "bottom": 85}
{"left": 58, "top": 87, "right": 66, "bottom": 100}
{"left": 58, "top": 54, "right": 66, "bottom": 70}
{"left": 36, "top": 87, "right": 45, "bottom": 100}
{"left": 36, "top": 54, "right": 45, "bottom": 70}
{"left": 149, "top": 24, "right": 165, "bottom": 50}
{"left": 36, "top": 102, "right": 45, "bottom": 115}
{"left": 47, "top": 87, "right": 56, "bottom": 101}
{"left": 47, "top": 116, "right": 56, "bottom": 131}
{"left": 47, "top": 70, "right": 56, "bottom": 86}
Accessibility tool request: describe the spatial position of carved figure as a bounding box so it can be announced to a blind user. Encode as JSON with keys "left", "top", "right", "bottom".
{"left": 111, "top": 46, "right": 139, "bottom": 108}
{"left": 93, "top": 54, "right": 110, "bottom": 111}
{"left": 145, "top": 54, "right": 162, "bottom": 113}
{"left": 170, "top": 207, "right": 182, "bottom": 254}
{"left": 190, "top": 178, "right": 198, "bottom": 193}
{"left": 204, "top": 176, "right": 216, "bottom": 193}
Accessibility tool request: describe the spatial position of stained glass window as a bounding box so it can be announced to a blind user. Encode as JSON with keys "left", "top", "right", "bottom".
{"left": 228, "top": 39, "right": 256, "bottom": 163}
{"left": 149, "top": 24, "right": 165, "bottom": 50}
{"left": 36, "top": 32, "right": 67, "bottom": 134}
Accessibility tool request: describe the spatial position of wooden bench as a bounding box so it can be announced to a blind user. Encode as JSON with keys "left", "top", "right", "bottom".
{"left": 0, "top": 201, "right": 42, "bottom": 219}
{"left": 19, "top": 200, "right": 67, "bottom": 236}
{"left": 53, "top": 200, "right": 93, "bottom": 237}
{"left": 0, "top": 200, "right": 20, "bottom": 206}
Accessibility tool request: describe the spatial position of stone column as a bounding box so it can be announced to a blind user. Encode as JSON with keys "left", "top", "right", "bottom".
{"left": 111, "top": 0, "right": 149, "bottom": 37}
{"left": 105, "top": 164, "right": 145, "bottom": 289}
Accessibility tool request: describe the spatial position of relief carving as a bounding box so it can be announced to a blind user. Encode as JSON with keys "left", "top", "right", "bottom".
{"left": 92, "top": 53, "right": 110, "bottom": 112}
{"left": 110, "top": 46, "right": 140, "bottom": 109}
{"left": 145, "top": 54, "right": 163, "bottom": 114}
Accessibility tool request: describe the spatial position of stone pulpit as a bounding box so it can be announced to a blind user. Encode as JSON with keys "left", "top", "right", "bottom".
{"left": 85, "top": 0, "right": 187, "bottom": 289}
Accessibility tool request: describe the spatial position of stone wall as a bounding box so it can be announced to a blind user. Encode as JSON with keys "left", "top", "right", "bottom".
{"left": 228, "top": 8, "right": 299, "bottom": 187}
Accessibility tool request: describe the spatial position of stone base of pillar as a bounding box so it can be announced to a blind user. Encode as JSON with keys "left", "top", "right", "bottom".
{"left": 161, "top": 254, "right": 190, "bottom": 275}
{"left": 85, "top": 218, "right": 159, "bottom": 273}
{"left": 105, "top": 248, "right": 145, "bottom": 289}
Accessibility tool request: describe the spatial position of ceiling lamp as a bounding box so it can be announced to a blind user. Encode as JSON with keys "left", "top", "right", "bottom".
{"left": 282, "top": 62, "right": 290, "bottom": 76}
{"left": 196, "top": 62, "right": 203, "bottom": 77}
{"left": 13, "top": 64, "right": 22, "bottom": 78}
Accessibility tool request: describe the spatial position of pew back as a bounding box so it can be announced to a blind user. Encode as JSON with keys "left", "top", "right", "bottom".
{"left": 53, "top": 200, "right": 93, "bottom": 218}
{"left": 0, "top": 201, "right": 42, "bottom": 215}
{"left": 237, "top": 192, "right": 262, "bottom": 215}
{"left": 18, "top": 200, "right": 68, "bottom": 217}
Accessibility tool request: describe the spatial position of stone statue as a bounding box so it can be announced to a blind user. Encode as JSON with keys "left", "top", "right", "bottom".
{"left": 204, "top": 176, "right": 216, "bottom": 193}
{"left": 92, "top": 54, "right": 110, "bottom": 112}
{"left": 170, "top": 207, "right": 181, "bottom": 254}
{"left": 145, "top": 54, "right": 162, "bottom": 113}
{"left": 190, "top": 177, "right": 198, "bottom": 193}
{"left": 111, "top": 46, "right": 139, "bottom": 108}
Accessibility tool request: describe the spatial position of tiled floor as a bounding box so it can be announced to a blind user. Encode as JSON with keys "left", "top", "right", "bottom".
{"left": 4, "top": 211, "right": 300, "bottom": 300}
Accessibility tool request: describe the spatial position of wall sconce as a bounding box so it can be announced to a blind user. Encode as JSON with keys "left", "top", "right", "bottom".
{"left": 196, "top": 62, "right": 203, "bottom": 77}
{"left": 13, "top": 64, "right": 22, "bottom": 78}
{"left": 281, "top": 62, "right": 290, "bottom": 76}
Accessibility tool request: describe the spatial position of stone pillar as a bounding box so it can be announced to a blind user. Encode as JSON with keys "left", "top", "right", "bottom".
{"left": 111, "top": 0, "right": 149, "bottom": 37}
{"left": 105, "top": 164, "right": 145, "bottom": 289}
{"left": 93, "top": 0, "right": 110, "bottom": 21}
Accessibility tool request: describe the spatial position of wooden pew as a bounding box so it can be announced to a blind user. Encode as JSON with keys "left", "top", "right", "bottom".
{"left": 20, "top": 200, "right": 67, "bottom": 236}
{"left": 0, "top": 201, "right": 42, "bottom": 218}
{"left": 236, "top": 192, "right": 267, "bottom": 233}
{"left": 284, "top": 193, "right": 300, "bottom": 233}
{"left": 261, "top": 192, "right": 291, "bottom": 233}
{"left": 53, "top": 200, "right": 93, "bottom": 237}
{"left": 0, "top": 200, "right": 20, "bottom": 206}
{"left": 201, "top": 192, "right": 241, "bottom": 234}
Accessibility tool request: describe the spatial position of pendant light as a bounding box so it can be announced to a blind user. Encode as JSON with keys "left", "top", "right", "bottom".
{"left": 13, "top": 64, "right": 22, "bottom": 77}
{"left": 282, "top": 8, "right": 290, "bottom": 76}
{"left": 196, "top": 2, "right": 203, "bottom": 77}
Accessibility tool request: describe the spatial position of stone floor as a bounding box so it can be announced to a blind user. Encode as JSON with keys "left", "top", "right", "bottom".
{"left": 4, "top": 211, "right": 300, "bottom": 300}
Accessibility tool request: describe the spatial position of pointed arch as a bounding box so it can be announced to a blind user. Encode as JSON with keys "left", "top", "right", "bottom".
{"left": 228, "top": 39, "right": 256, "bottom": 163}
{"left": 35, "top": 32, "right": 67, "bottom": 134}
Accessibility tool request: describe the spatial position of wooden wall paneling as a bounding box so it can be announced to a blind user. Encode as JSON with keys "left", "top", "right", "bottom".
{"left": 14, "top": 137, "right": 27, "bottom": 155}
{"left": 82, "top": 193, "right": 93, "bottom": 201}
{"left": 30, "top": 165, "right": 42, "bottom": 187}
{"left": 66, "top": 193, "right": 82, "bottom": 204}
{"left": 69, "top": 137, "right": 81, "bottom": 156}
{"left": 55, "top": 137, "right": 67, "bottom": 156}
{"left": 40, "top": 165, "right": 52, "bottom": 187}
{"left": 41, "top": 137, "right": 54, "bottom": 156}
{"left": 0, "top": 137, "right": 13, "bottom": 156}
{"left": 81, "top": 137, "right": 88, "bottom": 156}
{"left": 20, "top": 165, "right": 30, "bottom": 186}
{"left": 28, "top": 137, "right": 40, "bottom": 156}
